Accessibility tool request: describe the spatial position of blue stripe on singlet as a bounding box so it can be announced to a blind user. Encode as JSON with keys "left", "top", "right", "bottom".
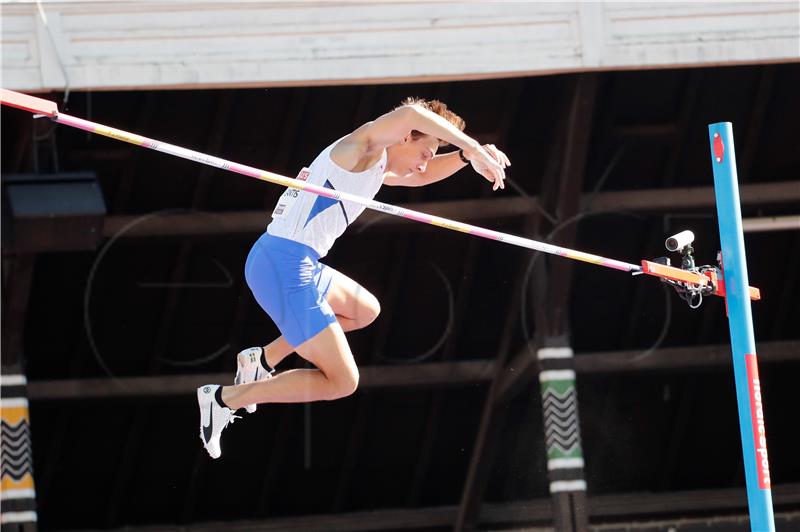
{"left": 304, "top": 180, "right": 348, "bottom": 228}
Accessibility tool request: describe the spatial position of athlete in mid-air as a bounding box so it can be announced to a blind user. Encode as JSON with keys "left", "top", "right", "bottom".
{"left": 198, "top": 98, "right": 510, "bottom": 458}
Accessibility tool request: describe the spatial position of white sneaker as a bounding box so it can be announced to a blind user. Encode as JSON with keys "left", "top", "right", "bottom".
{"left": 197, "top": 384, "right": 240, "bottom": 459}
{"left": 234, "top": 347, "right": 274, "bottom": 414}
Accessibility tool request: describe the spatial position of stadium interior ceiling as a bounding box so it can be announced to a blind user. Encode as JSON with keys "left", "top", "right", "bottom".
{"left": 2, "top": 62, "right": 799, "bottom": 530}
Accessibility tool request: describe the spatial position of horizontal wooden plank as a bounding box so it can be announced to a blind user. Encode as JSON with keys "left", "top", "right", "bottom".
{"left": 574, "top": 339, "right": 799, "bottom": 374}
{"left": 26, "top": 341, "right": 798, "bottom": 400}
{"left": 90, "top": 484, "right": 800, "bottom": 530}
{"left": 26, "top": 359, "right": 497, "bottom": 400}
{"left": 496, "top": 339, "right": 798, "bottom": 404}
{"left": 2, "top": 2, "right": 797, "bottom": 91}
{"left": 99, "top": 181, "right": 800, "bottom": 238}
{"left": 583, "top": 181, "right": 800, "bottom": 213}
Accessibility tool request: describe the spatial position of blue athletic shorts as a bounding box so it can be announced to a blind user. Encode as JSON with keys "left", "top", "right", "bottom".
{"left": 245, "top": 232, "right": 338, "bottom": 347}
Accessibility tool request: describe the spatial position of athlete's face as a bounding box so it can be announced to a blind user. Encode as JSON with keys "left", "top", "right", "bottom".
{"left": 389, "top": 134, "right": 439, "bottom": 177}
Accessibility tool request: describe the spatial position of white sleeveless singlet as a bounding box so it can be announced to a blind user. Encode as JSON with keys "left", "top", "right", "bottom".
{"left": 267, "top": 139, "right": 387, "bottom": 258}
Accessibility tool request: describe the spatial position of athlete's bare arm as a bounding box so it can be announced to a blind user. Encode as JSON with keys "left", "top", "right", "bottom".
{"left": 384, "top": 143, "right": 510, "bottom": 188}
{"left": 331, "top": 105, "right": 507, "bottom": 186}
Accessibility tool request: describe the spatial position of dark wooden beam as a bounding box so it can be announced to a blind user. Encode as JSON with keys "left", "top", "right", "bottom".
{"left": 540, "top": 74, "right": 598, "bottom": 338}
{"left": 583, "top": 180, "right": 800, "bottom": 213}
{"left": 494, "top": 339, "right": 538, "bottom": 404}
{"left": 574, "top": 340, "right": 799, "bottom": 373}
{"left": 456, "top": 216, "right": 540, "bottom": 531}
{"left": 25, "top": 340, "right": 798, "bottom": 400}
{"left": 499, "top": 336, "right": 800, "bottom": 405}
{"left": 584, "top": 483, "right": 800, "bottom": 518}
{"left": 92, "top": 483, "right": 800, "bottom": 531}
{"left": 535, "top": 73, "right": 599, "bottom": 532}
{"left": 26, "top": 359, "right": 497, "bottom": 400}
{"left": 100, "top": 180, "right": 800, "bottom": 238}
{"left": 100, "top": 198, "right": 540, "bottom": 237}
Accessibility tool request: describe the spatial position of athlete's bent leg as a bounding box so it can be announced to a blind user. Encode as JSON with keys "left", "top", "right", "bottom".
{"left": 324, "top": 268, "right": 381, "bottom": 330}
{"left": 261, "top": 315, "right": 361, "bottom": 368}
{"left": 222, "top": 322, "right": 358, "bottom": 408}
{"left": 260, "top": 270, "right": 380, "bottom": 368}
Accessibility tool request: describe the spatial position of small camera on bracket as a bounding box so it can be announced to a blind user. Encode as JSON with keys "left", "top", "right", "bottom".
{"left": 665, "top": 230, "right": 695, "bottom": 252}
{"left": 665, "top": 230, "right": 696, "bottom": 270}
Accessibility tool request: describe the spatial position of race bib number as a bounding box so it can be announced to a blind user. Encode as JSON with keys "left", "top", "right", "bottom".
{"left": 271, "top": 168, "right": 310, "bottom": 219}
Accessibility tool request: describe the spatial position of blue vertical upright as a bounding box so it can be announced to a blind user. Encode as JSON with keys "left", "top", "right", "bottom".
{"left": 708, "top": 122, "right": 775, "bottom": 532}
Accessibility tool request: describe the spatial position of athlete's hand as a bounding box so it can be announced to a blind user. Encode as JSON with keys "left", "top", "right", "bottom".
{"left": 464, "top": 144, "right": 510, "bottom": 191}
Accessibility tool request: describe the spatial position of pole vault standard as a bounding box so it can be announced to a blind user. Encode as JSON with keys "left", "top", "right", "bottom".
{"left": 709, "top": 123, "right": 774, "bottom": 532}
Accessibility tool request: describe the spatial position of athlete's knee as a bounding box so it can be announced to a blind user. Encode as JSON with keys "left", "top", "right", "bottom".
{"left": 329, "top": 367, "right": 359, "bottom": 399}
{"left": 356, "top": 293, "right": 381, "bottom": 328}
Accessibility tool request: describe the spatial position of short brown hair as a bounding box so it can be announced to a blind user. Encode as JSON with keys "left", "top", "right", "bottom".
{"left": 399, "top": 97, "right": 466, "bottom": 146}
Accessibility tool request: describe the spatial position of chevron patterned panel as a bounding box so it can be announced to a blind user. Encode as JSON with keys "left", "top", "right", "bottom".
{"left": 1, "top": 375, "right": 37, "bottom": 526}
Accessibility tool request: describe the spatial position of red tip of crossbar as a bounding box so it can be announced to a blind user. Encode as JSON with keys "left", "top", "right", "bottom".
{"left": 1, "top": 89, "right": 58, "bottom": 117}
{"left": 641, "top": 260, "right": 709, "bottom": 286}
{"left": 640, "top": 260, "right": 760, "bottom": 302}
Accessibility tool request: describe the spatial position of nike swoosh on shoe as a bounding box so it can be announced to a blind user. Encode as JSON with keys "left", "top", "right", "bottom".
{"left": 202, "top": 403, "right": 214, "bottom": 443}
